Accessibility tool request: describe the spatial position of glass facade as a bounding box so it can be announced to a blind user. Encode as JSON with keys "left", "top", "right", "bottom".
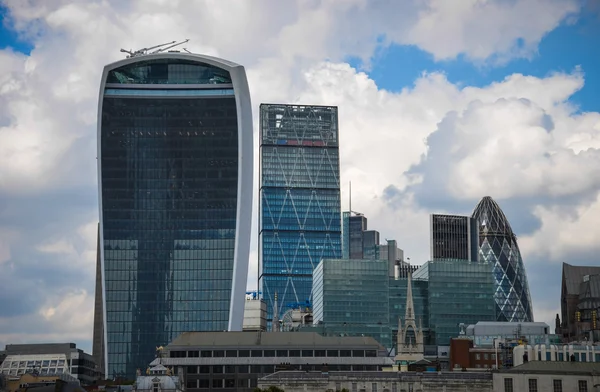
{"left": 472, "top": 196, "right": 533, "bottom": 322}
{"left": 98, "top": 56, "right": 251, "bottom": 379}
{"left": 416, "top": 259, "right": 496, "bottom": 345}
{"left": 312, "top": 259, "right": 391, "bottom": 347}
{"left": 430, "top": 214, "right": 479, "bottom": 262}
{"left": 259, "top": 104, "right": 342, "bottom": 324}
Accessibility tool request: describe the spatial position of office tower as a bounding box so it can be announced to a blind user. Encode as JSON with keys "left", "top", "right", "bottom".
{"left": 430, "top": 214, "right": 479, "bottom": 261}
{"left": 414, "top": 259, "right": 495, "bottom": 345}
{"left": 259, "top": 104, "right": 342, "bottom": 325}
{"left": 362, "top": 230, "right": 380, "bottom": 259}
{"left": 343, "top": 213, "right": 368, "bottom": 259}
{"left": 472, "top": 196, "right": 533, "bottom": 322}
{"left": 96, "top": 52, "right": 253, "bottom": 378}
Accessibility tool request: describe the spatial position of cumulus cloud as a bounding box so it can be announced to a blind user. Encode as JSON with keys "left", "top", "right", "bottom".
{"left": 0, "top": 0, "right": 596, "bottom": 349}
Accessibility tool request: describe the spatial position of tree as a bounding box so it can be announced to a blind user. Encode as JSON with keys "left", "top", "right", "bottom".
{"left": 253, "top": 386, "right": 285, "bottom": 392}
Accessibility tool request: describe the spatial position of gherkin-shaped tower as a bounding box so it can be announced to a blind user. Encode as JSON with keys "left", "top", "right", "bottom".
{"left": 472, "top": 196, "right": 533, "bottom": 322}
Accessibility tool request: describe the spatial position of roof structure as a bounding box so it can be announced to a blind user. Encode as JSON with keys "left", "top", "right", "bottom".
{"left": 562, "top": 262, "right": 600, "bottom": 297}
{"left": 500, "top": 361, "right": 600, "bottom": 375}
{"left": 168, "top": 331, "right": 384, "bottom": 349}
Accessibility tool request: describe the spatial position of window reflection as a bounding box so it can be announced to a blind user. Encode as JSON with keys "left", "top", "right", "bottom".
{"left": 100, "top": 95, "right": 239, "bottom": 377}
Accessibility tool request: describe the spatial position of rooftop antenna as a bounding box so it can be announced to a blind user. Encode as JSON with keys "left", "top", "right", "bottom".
{"left": 120, "top": 39, "right": 190, "bottom": 58}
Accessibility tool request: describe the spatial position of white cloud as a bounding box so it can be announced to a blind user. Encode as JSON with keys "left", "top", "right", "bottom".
{"left": 519, "top": 194, "right": 600, "bottom": 262}
{"left": 0, "top": 0, "right": 596, "bottom": 348}
{"left": 403, "top": 0, "right": 580, "bottom": 62}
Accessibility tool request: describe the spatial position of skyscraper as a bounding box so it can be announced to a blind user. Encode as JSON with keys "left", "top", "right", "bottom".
{"left": 95, "top": 52, "right": 253, "bottom": 378}
{"left": 430, "top": 214, "right": 479, "bottom": 261}
{"left": 472, "top": 196, "right": 533, "bottom": 322}
{"left": 342, "top": 212, "right": 368, "bottom": 259}
{"left": 259, "top": 104, "right": 342, "bottom": 325}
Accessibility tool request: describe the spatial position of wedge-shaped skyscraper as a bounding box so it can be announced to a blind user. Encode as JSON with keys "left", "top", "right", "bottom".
{"left": 472, "top": 196, "right": 533, "bottom": 322}
{"left": 95, "top": 52, "right": 253, "bottom": 379}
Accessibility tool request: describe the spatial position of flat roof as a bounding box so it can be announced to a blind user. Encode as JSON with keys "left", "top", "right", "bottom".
{"left": 168, "top": 332, "right": 384, "bottom": 349}
{"left": 500, "top": 361, "right": 600, "bottom": 375}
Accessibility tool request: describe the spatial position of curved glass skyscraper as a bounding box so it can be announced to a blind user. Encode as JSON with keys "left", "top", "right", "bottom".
{"left": 472, "top": 196, "right": 533, "bottom": 322}
{"left": 95, "top": 53, "right": 253, "bottom": 378}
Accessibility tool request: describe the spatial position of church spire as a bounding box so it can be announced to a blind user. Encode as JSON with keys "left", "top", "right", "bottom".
{"left": 405, "top": 271, "right": 415, "bottom": 322}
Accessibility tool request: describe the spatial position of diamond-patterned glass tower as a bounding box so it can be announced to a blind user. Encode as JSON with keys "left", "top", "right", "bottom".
{"left": 472, "top": 196, "right": 534, "bottom": 322}
{"left": 259, "top": 104, "right": 342, "bottom": 325}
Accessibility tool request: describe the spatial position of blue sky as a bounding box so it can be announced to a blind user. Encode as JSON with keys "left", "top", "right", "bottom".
{"left": 0, "top": 0, "right": 599, "bottom": 356}
{"left": 352, "top": 12, "right": 600, "bottom": 113}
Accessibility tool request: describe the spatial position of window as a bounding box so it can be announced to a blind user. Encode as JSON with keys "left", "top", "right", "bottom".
{"left": 238, "top": 350, "right": 250, "bottom": 357}
{"left": 484, "top": 353, "right": 489, "bottom": 360}
{"left": 302, "top": 350, "right": 314, "bottom": 357}
{"left": 276, "top": 350, "right": 288, "bottom": 357}
{"left": 327, "top": 350, "right": 339, "bottom": 357}
{"left": 475, "top": 353, "right": 481, "bottom": 360}
{"left": 226, "top": 350, "right": 237, "bottom": 357}
{"left": 315, "top": 350, "right": 326, "bottom": 357}
{"left": 201, "top": 350, "right": 212, "bottom": 358}
{"left": 198, "top": 379, "right": 209, "bottom": 388}
{"left": 264, "top": 350, "right": 275, "bottom": 357}
{"left": 528, "top": 379, "right": 537, "bottom": 392}
{"left": 371, "top": 383, "right": 377, "bottom": 392}
{"left": 553, "top": 379, "right": 562, "bottom": 392}
{"left": 153, "top": 383, "right": 159, "bottom": 392}
{"left": 213, "top": 350, "right": 224, "bottom": 358}
{"left": 224, "top": 365, "right": 236, "bottom": 373}
{"left": 188, "top": 350, "right": 199, "bottom": 357}
{"left": 391, "top": 383, "right": 397, "bottom": 392}
{"left": 352, "top": 383, "right": 358, "bottom": 392}
{"left": 186, "top": 380, "right": 197, "bottom": 389}
{"left": 187, "top": 366, "right": 198, "bottom": 374}
{"left": 289, "top": 350, "right": 300, "bottom": 357}
{"left": 504, "top": 378, "right": 513, "bottom": 392}
{"left": 224, "top": 379, "right": 235, "bottom": 388}
{"left": 251, "top": 350, "right": 263, "bottom": 357}
{"left": 578, "top": 380, "right": 588, "bottom": 392}
{"left": 199, "top": 366, "right": 210, "bottom": 374}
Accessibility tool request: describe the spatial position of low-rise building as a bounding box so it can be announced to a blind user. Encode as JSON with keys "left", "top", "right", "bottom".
{"left": 0, "top": 343, "right": 101, "bottom": 385}
{"left": 3, "top": 372, "right": 83, "bottom": 392}
{"left": 259, "top": 370, "right": 493, "bottom": 392}
{"left": 158, "top": 331, "right": 393, "bottom": 391}
{"left": 492, "top": 362, "right": 600, "bottom": 392}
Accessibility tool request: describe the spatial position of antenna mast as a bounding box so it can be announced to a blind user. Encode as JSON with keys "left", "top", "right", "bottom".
{"left": 120, "top": 39, "right": 190, "bottom": 58}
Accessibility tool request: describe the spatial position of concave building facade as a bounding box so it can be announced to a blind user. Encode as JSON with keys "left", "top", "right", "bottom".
{"left": 472, "top": 196, "right": 533, "bottom": 322}
{"left": 94, "top": 53, "right": 253, "bottom": 379}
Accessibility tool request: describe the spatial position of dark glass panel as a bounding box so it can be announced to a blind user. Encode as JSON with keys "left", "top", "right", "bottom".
{"left": 100, "top": 95, "right": 238, "bottom": 378}
{"left": 107, "top": 59, "right": 232, "bottom": 84}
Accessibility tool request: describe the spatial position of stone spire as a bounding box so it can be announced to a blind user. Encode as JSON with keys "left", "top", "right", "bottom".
{"left": 272, "top": 292, "right": 279, "bottom": 332}
{"left": 405, "top": 270, "right": 414, "bottom": 321}
{"left": 395, "top": 271, "right": 424, "bottom": 362}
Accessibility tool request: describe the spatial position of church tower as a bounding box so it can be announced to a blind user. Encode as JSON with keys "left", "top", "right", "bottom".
{"left": 395, "top": 271, "right": 424, "bottom": 362}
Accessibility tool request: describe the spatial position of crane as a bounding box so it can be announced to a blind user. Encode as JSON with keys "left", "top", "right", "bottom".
{"left": 120, "top": 39, "right": 190, "bottom": 58}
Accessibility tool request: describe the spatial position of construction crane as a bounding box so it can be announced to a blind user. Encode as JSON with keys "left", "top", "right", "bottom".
{"left": 120, "top": 39, "right": 190, "bottom": 58}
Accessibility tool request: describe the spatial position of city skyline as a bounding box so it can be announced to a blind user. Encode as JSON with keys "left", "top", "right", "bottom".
{"left": 0, "top": 0, "right": 599, "bottom": 355}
